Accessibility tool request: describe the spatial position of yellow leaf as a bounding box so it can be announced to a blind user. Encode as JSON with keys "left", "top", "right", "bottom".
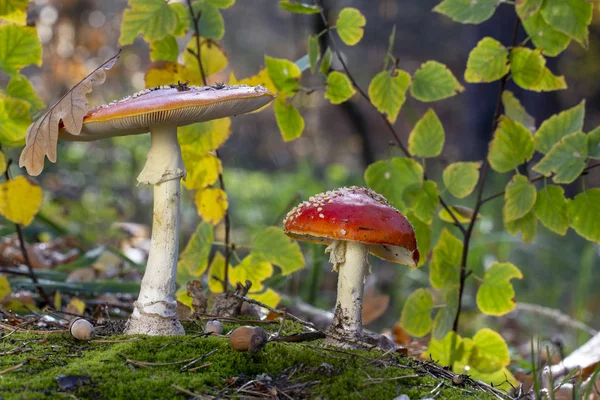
{"left": 182, "top": 152, "right": 222, "bottom": 190}
{"left": 183, "top": 37, "right": 228, "bottom": 84}
{"left": 176, "top": 288, "right": 193, "bottom": 308}
{"left": 0, "top": 151, "right": 6, "bottom": 175}
{"left": 207, "top": 251, "right": 226, "bottom": 292}
{"left": 249, "top": 288, "right": 281, "bottom": 308}
{"left": 66, "top": 297, "right": 85, "bottom": 315}
{"left": 229, "top": 254, "right": 273, "bottom": 291}
{"left": 0, "top": 275, "right": 11, "bottom": 300}
{"left": 179, "top": 118, "right": 231, "bottom": 152}
{"left": 145, "top": 61, "right": 189, "bottom": 88}
{"left": 195, "top": 187, "right": 228, "bottom": 225}
{"left": 229, "top": 69, "right": 277, "bottom": 96}
{"left": 0, "top": 176, "right": 43, "bottom": 226}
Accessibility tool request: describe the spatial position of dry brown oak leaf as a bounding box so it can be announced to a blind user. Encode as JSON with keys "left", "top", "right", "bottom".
{"left": 19, "top": 50, "right": 121, "bottom": 176}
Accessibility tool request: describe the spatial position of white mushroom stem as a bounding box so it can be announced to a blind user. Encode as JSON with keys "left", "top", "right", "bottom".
{"left": 125, "top": 125, "right": 186, "bottom": 336}
{"left": 325, "top": 240, "right": 370, "bottom": 337}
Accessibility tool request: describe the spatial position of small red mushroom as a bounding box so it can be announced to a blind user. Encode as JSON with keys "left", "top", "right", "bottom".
{"left": 283, "top": 186, "right": 419, "bottom": 347}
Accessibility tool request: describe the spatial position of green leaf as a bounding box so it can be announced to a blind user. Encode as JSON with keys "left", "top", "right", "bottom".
{"left": 522, "top": 11, "right": 571, "bottom": 57}
{"left": 408, "top": 109, "right": 445, "bottom": 158}
{"left": 229, "top": 254, "right": 273, "bottom": 290}
{"left": 433, "top": 0, "right": 498, "bottom": 24}
{"left": 405, "top": 180, "right": 440, "bottom": 224}
{"left": 432, "top": 288, "right": 459, "bottom": 340}
{"left": 308, "top": 35, "right": 319, "bottom": 74}
{"left": 207, "top": 251, "right": 226, "bottom": 293}
{"left": 588, "top": 126, "right": 600, "bottom": 160}
{"left": 533, "top": 131, "right": 587, "bottom": 184}
{"left": 502, "top": 91, "right": 535, "bottom": 132}
{"left": 150, "top": 35, "right": 179, "bottom": 62}
{"left": 7, "top": 74, "right": 45, "bottom": 115}
{"left": 503, "top": 175, "right": 537, "bottom": 223}
{"left": 476, "top": 262, "right": 522, "bottom": 316}
{"left": 406, "top": 211, "right": 431, "bottom": 267}
{"left": 0, "top": 274, "right": 11, "bottom": 300}
{"left": 464, "top": 37, "right": 509, "bottom": 83}
{"left": 320, "top": 47, "right": 332, "bottom": 76}
{"left": 177, "top": 222, "right": 214, "bottom": 285}
{"left": 207, "top": 0, "right": 235, "bottom": 8}
{"left": 430, "top": 229, "right": 463, "bottom": 290}
{"left": 509, "top": 47, "right": 566, "bottom": 92}
{"left": 198, "top": 3, "right": 225, "bottom": 40}
{"left": 252, "top": 227, "right": 305, "bottom": 275}
{"left": 325, "top": 71, "right": 356, "bottom": 104}
{"left": 505, "top": 210, "right": 537, "bottom": 243}
{"left": 400, "top": 288, "right": 433, "bottom": 337}
{"left": 336, "top": 7, "right": 366, "bottom": 46}
{"left": 425, "top": 331, "right": 465, "bottom": 367}
{"left": 540, "top": 0, "right": 593, "bottom": 46}
{"left": 470, "top": 329, "right": 510, "bottom": 373}
{"left": 119, "top": 0, "right": 178, "bottom": 46}
{"left": 443, "top": 162, "right": 481, "bottom": 199}
{"left": 410, "top": 61, "right": 464, "bottom": 102}
{"left": 170, "top": 2, "right": 190, "bottom": 36}
{"left": 568, "top": 189, "right": 600, "bottom": 243}
{"left": 279, "top": 1, "right": 320, "bottom": 14}
{"left": 0, "top": 0, "right": 28, "bottom": 25}
{"left": 179, "top": 117, "right": 231, "bottom": 152}
{"left": 534, "top": 100, "right": 585, "bottom": 154}
{"left": 488, "top": 116, "right": 535, "bottom": 173}
{"left": 368, "top": 70, "right": 411, "bottom": 124}
{"left": 0, "top": 25, "right": 42, "bottom": 74}
{"left": 516, "top": 0, "right": 543, "bottom": 20}
{"left": 265, "top": 56, "right": 301, "bottom": 93}
{"left": 534, "top": 185, "right": 569, "bottom": 235}
{"left": 0, "top": 94, "right": 30, "bottom": 146}
{"left": 274, "top": 96, "right": 304, "bottom": 141}
{"left": 364, "top": 158, "right": 424, "bottom": 212}
{"left": 438, "top": 205, "right": 481, "bottom": 224}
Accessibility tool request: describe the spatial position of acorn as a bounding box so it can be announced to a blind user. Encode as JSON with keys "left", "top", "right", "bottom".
{"left": 229, "top": 326, "right": 268, "bottom": 352}
{"left": 204, "top": 320, "right": 223, "bottom": 335}
{"left": 69, "top": 318, "right": 95, "bottom": 341}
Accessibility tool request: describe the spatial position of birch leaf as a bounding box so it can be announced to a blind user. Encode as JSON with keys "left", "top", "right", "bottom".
{"left": 19, "top": 51, "right": 121, "bottom": 176}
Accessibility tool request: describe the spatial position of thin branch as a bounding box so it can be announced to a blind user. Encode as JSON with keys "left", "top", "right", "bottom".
{"left": 452, "top": 18, "right": 521, "bottom": 332}
{"left": 480, "top": 162, "right": 600, "bottom": 205}
{"left": 2, "top": 160, "right": 51, "bottom": 307}
{"left": 184, "top": 0, "right": 232, "bottom": 293}
{"left": 314, "top": 0, "right": 464, "bottom": 233}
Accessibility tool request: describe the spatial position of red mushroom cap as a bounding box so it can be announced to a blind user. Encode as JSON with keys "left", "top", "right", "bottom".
{"left": 283, "top": 186, "right": 420, "bottom": 267}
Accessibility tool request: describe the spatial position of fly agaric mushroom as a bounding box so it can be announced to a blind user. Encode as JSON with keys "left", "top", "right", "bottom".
{"left": 41, "top": 84, "right": 273, "bottom": 335}
{"left": 283, "top": 186, "right": 419, "bottom": 347}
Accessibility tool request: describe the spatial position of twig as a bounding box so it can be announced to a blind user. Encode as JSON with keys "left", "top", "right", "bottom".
{"left": 180, "top": 349, "right": 218, "bottom": 372}
{"left": 184, "top": 0, "right": 232, "bottom": 293}
{"left": 362, "top": 374, "right": 421, "bottom": 386}
{"left": 171, "top": 384, "right": 212, "bottom": 400}
{"left": 90, "top": 338, "right": 143, "bottom": 343}
{"left": 120, "top": 354, "right": 198, "bottom": 368}
{"left": 231, "top": 293, "right": 317, "bottom": 331}
{"left": 0, "top": 360, "right": 28, "bottom": 375}
{"left": 0, "top": 321, "right": 65, "bottom": 334}
{"left": 3, "top": 161, "right": 51, "bottom": 306}
{"left": 313, "top": 0, "right": 464, "bottom": 233}
{"left": 192, "top": 314, "right": 279, "bottom": 325}
{"left": 187, "top": 362, "right": 211, "bottom": 372}
{"left": 452, "top": 18, "right": 521, "bottom": 333}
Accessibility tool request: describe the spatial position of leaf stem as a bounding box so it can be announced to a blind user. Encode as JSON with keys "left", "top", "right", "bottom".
{"left": 185, "top": 0, "right": 232, "bottom": 293}
{"left": 452, "top": 17, "right": 521, "bottom": 333}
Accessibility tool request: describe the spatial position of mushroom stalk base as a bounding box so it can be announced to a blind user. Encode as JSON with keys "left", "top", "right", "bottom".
{"left": 125, "top": 125, "right": 185, "bottom": 336}
{"left": 324, "top": 241, "right": 368, "bottom": 347}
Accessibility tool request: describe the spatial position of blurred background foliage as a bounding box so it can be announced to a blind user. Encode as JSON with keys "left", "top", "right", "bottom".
{"left": 1, "top": 0, "right": 600, "bottom": 362}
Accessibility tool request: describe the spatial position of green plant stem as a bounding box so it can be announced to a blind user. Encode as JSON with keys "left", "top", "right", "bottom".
{"left": 185, "top": 0, "right": 232, "bottom": 293}
{"left": 313, "top": 0, "right": 465, "bottom": 233}
{"left": 451, "top": 17, "right": 521, "bottom": 333}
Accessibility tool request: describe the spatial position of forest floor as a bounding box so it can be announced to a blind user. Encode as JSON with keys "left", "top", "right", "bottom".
{"left": 0, "top": 320, "right": 509, "bottom": 400}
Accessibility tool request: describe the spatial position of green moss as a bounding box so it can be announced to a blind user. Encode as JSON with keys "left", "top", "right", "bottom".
{"left": 0, "top": 322, "right": 497, "bottom": 399}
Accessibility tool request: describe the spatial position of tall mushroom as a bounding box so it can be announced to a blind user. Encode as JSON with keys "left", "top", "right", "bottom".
{"left": 45, "top": 84, "right": 273, "bottom": 335}
{"left": 283, "top": 186, "right": 419, "bottom": 347}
